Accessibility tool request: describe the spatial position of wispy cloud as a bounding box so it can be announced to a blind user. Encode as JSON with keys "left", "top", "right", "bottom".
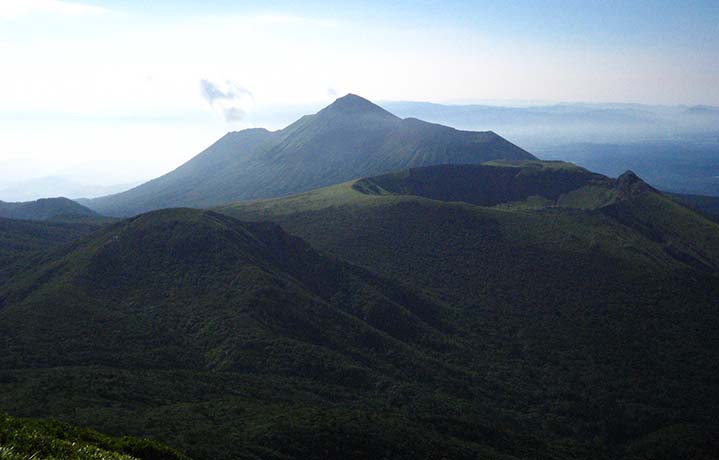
{"left": 200, "top": 79, "right": 254, "bottom": 123}
{"left": 0, "top": 0, "right": 109, "bottom": 20}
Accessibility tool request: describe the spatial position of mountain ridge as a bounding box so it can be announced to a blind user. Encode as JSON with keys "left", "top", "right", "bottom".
{"left": 220, "top": 161, "right": 719, "bottom": 284}
{"left": 0, "top": 207, "right": 527, "bottom": 459}
{"left": 2, "top": 162, "right": 719, "bottom": 459}
{"left": 320, "top": 93, "right": 400, "bottom": 118}
{"left": 0, "top": 197, "right": 99, "bottom": 221}
{"left": 86, "top": 94, "right": 535, "bottom": 216}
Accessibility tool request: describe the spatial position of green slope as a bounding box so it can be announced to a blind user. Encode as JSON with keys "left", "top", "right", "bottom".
{"left": 0, "top": 197, "right": 99, "bottom": 221}
{"left": 669, "top": 192, "right": 719, "bottom": 222}
{"left": 0, "top": 209, "right": 450, "bottom": 373}
{"left": 0, "top": 217, "right": 106, "bottom": 288}
{"left": 0, "top": 208, "right": 570, "bottom": 460}
{"left": 218, "top": 161, "right": 719, "bottom": 458}
{"left": 0, "top": 412, "right": 188, "bottom": 460}
{"left": 220, "top": 161, "right": 719, "bottom": 277}
{"left": 87, "top": 94, "right": 535, "bottom": 216}
{"left": 3, "top": 162, "right": 719, "bottom": 459}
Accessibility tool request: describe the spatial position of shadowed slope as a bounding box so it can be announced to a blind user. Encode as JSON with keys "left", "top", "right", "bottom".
{"left": 221, "top": 161, "right": 719, "bottom": 284}
{"left": 0, "top": 208, "right": 552, "bottom": 460}
{"left": 218, "top": 162, "right": 719, "bottom": 459}
{"left": 0, "top": 208, "right": 454, "bottom": 373}
{"left": 4, "top": 163, "right": 719, "bottom": 459}
{"left": 0, "top": 197, "right": 98, "bottom": 221}
{"left": 354, "top": 161, "right": 614, "bottom": 207}
{"left": 0, "top": 217, "right": 106, "bottom": 287}
{"left": 669, "top": 192, "right": 719, "bottom": 221}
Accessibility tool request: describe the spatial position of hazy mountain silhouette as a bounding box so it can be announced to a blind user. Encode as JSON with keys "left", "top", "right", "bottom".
{"left": 86, "top": 94, "right": 534, "bottom": 216}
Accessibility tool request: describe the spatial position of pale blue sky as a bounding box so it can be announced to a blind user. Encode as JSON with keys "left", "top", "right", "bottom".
{"left": 0, "top": 0, "right": 717, "bottom": 190}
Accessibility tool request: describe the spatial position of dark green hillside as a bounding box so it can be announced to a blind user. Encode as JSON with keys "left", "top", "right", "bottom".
{"left": 669, "top": 193, "right": 719, "bottom": 221}
{"left": 0, "top": 412, "right": 188, "bottom": 460}
{"left": 0, "top": 208, "right": 452, "bottom": 373}
{"left": 0, "top": 208, "right": 575, "bottom": 460}
{"left": 220, "top": 162, "right": 719, "bottom": 313}
{"left": 221, "top": 164, "right": 719, "bottom": 301}
{"left": 0, "top": 217, "right": 104, "bottom": 287}
{"left": 354, "top": 160, "right": 615, "bottom": 208}
{"left": 87, "top": 94, "right": 534, "bottom": 216}
{"left": 0, "top": 218, "right": 100, "bottom": 263}
{"left": 219, "top": 162, "right": 719, "bottom": 459}
{"left": 3, "top": 162, "right": 719, "bottom": 459}
{"left": 0, "top": 197, "right": 99, "bottom": 221}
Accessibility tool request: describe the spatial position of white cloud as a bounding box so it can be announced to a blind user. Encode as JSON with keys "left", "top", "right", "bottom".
{"left": 200, "top": 80, "right": 254, "bottom": 123}
{"left": 0, "top": 0, "right": 109, "bottom": 20}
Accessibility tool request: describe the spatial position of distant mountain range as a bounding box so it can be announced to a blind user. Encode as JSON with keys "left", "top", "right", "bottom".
{"left": 0, "top": 197, "right": 98, "bottom": 221}
{"left": 86, "top": 94, "right": 534, "bottom": 216}
{"left": 380, "top": 100, "right": 719, "bottom": 142}
{"left": 380, "top": 100, "right": 719, "bottom": 197}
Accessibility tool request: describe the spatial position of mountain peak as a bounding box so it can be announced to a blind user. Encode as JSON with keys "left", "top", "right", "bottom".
{"left": 320, "top": 93, "right": 398, "bottom": 119}
{"left": 87, "top": 93, "right": 534, "bottom": 216}
{"left": 615, "top": 170, "right": 654, "bottom": 197}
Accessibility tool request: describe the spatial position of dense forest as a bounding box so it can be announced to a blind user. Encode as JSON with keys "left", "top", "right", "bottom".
{"left": 1, "top": 160, "right": 718, "bottom": 459}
